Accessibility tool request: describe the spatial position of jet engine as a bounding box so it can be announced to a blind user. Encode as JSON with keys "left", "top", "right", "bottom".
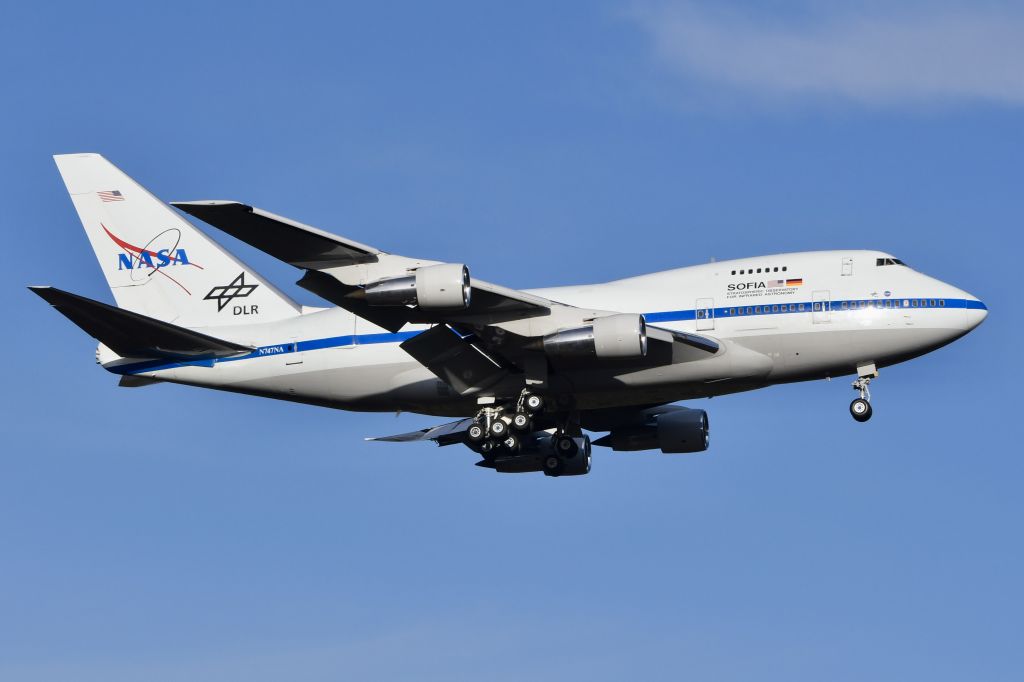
{"left": 364, "top": 263, "right": 471, "bottom": 310}
{"left": 476, "top": 434, "right": 592, "bottom": 477}
{"left": 594, "top": 408, "right": 709, "bottom": 454}
{"left": 541, "top": 313, "right": 647, "bottom": 359}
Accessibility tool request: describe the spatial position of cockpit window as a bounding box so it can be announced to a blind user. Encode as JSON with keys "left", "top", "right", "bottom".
{"left": 876, "top": 257, "right": 907, "bottom": 266}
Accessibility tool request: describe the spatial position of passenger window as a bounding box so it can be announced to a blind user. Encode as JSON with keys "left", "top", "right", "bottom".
{"left": 773, "top": 267, "right": 778, "bottom": 272}
{"left": 939, "top": 299, "right": 945, "bottom": 307}
{"left": 789, "top": 304, "right": 796, "bottom": 312}
{"left": 841, "top": 301, "right": 849, "bottom": 310}
{"left": 754, "top": 306, "right": 761, "bottom": 313}
{"left": 756, "top": 268, "right": 762, "bottom": 273}
{"left": 747, "top": 307, "right": 752, "bottom": 314}
{"left": 911, "top": 300, "right": 918, "bottom": 307}
{"left": 798, "top": 303, "right": 805, "bottom": 311}
{"left": 813, "top": 303, "right": 821, "bottom": 311}
{"left": 772, "top": 305, "right": 779, "bottom": 312}
{"left": 902, "top": 300, "right": 909, "bottom": 307}
{"left": 929, "top": 300, "right": 936, "bottom": 307}
{"left": 729, "top": 308, "right": 735, "bottom": 315}
{"left": 782, "top": 266, "right": 787, "bottom": 272}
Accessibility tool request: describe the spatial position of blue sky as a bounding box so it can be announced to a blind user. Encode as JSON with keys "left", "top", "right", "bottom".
{"left": 1, "top": 2, "right": 1020, "bottom": 679}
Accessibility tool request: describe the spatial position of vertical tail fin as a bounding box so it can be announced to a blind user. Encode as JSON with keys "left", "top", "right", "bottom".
{"left": 53, "top": 153, "right": 300, "bottom": 327}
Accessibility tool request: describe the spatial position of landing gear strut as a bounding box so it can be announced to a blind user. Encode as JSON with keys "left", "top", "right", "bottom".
{"left": 850, "top": 375, "right": 873, "bottom": 422}
{"left": 465, "top": 389, "right": 546, "bottom": 453}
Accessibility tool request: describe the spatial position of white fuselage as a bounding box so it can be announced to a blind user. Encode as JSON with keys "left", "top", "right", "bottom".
{"left": 102, "top": 250, "right": 987, "bottom": 416}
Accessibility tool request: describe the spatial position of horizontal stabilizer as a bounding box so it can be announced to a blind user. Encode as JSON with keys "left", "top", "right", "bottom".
{"left": 172, "top": 201, "right": 379, "bottom": 269}
{"left": 30, "top": 286, "right": 253, "bottom": 360}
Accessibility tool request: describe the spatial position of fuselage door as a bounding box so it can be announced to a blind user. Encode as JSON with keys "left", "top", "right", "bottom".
{"left": 812, "top": 290, "right": 831, "bottom": 324}
{"left": 841, "top": 257, "right": 853, "bottom": 276}
{"left": 284, "top": 337, "right": 304, "bottom": 366}
{"left": 696, "top": 297, "right": 715, "bottom": 331}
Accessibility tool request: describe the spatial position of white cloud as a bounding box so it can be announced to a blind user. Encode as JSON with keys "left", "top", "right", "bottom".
{"left": 628, "top": 2, "right": 1024, "bottom": 106}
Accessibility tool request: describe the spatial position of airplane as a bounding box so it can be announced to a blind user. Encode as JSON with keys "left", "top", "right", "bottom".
{"left": 31, "top": 153, "right": 988, "bottom": 477}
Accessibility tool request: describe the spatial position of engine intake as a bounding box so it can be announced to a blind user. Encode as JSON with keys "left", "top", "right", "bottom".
{"left": 542, "top": 313, "right": 647, "bottom": 359}
{"left": 364, "top": 263, "right": 471, "bottom": 310}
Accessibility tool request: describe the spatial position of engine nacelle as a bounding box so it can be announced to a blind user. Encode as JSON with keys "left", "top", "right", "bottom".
{"left": 364, "top": 263, "right": 471, "bottom": 310}
{"left": 542, "top": 313, "right": 647, "bottom": 359}
{"left": 595, "top": 409, "right": 710, "bottom": 454}
{"left": 655, "top": 409, "right": 709, "bottom": 453}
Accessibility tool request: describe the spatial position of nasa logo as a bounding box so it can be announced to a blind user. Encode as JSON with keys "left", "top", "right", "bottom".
{"left": 117, "top": 249, "right": 190, "bottom": 270}
{"left": 103, "top": 224, "right": 202, "bottom": 294}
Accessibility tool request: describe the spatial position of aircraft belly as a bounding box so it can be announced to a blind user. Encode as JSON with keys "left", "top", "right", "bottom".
{"left": 769, "top": 325, "right": 969, "bottom": 380}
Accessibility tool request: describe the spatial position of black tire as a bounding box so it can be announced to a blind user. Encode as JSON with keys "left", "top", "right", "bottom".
{"left": 542, "top": 454, "right": 563, "bottom": 477}
{"left": 511, "top": 412, "right": 531, "bottom": 432}
{"left": 524, "top": 394, "right": 544, "bottom": 413}
{"left": 466, "top": 423, "right": 486, "bottom": 443}
{"left": 850, "top": 398, "right": 872, "bottom": 422}
{"left": 502, "top": 433, "right": 520, "bottom": 451}
{"left": 554, "top": 435, "right": 578, "bottom": 457}
{"left": 490, "top": 419, "right": 508, "bottom": 438}
{"left": 480, "top": 440, "right": 495, "bottom": 453}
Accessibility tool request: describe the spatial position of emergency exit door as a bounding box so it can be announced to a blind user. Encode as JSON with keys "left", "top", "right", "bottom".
{"left": 812, "top": 290, "right": 831, "bottom": 323}
{"left": 696, "top": 298, "right": 715, "bottom": 331}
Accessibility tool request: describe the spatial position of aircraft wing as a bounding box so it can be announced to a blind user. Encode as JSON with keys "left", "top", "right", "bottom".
{"left": 367, "top": 418, "right": 474, "bottom": 446}
{"left": 173, "top": 201, "right": 554, "bottom": 331}
{"left": 174, "top": 200, "right": 721, "bottom": 395}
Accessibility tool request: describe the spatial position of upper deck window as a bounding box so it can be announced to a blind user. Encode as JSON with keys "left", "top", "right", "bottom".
{"left": 876, "top": 257, "right": 907, "bottom": 266}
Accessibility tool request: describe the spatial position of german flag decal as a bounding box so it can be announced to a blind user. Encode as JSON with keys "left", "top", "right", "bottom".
{"left": 786, "top": 278, "right": 804, "bottom": 287}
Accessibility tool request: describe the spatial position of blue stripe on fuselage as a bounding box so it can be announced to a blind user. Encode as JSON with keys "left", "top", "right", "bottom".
{"left": 108, "top": 297, "right": 981, "bottom": 376}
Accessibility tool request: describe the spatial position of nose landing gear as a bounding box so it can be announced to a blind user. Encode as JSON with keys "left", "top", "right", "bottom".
{"left": 850, "top": 371, "right": 875, "bottom": 422}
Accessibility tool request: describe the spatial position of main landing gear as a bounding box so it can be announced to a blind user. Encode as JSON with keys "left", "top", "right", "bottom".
{"left": 849, "top": 374, "right": 874, "bottom": 423}
{"left": 465, "top": 391, "right": 591, "bottom": 476}
{"left": 466, "top": 390, "right": 545, "bottom": 454}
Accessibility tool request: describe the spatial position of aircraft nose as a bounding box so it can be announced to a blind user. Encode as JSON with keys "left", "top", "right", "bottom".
{"left": 964, "top": 294, "right": 988, "bottom": 331}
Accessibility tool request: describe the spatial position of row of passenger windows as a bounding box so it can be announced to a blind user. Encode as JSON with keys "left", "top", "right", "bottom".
{"left": 715, "top": 298, "right": 947, "bottom": 316}
{"left": 840, "top": 298, "right": 945, "bottom": 309}
{"left": 721, "top": 303, "right": 806, "bottom": 316}
{"left": 731, "top": 266, "right": 788, "bottom": 275}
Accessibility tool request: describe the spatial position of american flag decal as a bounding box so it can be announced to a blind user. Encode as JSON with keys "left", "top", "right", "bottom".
{"left": 97, "top": 190, "right": 125, "bottom": 202}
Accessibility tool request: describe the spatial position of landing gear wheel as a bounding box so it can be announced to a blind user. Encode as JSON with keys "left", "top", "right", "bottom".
{"left": 466, "top": 422, "right": 486, "bottom": 443}
{"left": 554, "top": 435, "right": 578, "bottom": 457}
{"left": 524, "top": 393, "right": 544, "bottom": 413}
{"left": 502, "top": 433, "right": 520, "bottom": 451}
{"left": 850, "top": 398, "right": 872, "bottom": 422}
{"left": 511, "top": 412, "right": 531, "bottom": 432}
{"left": 542, "top": 454, "right": 564, "bottom": 477}
{"left": 489, "top": 419, "right": 508, "bottom": 438}
{"left": 480, "top": 440, "right": 495, "bottom": 453}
